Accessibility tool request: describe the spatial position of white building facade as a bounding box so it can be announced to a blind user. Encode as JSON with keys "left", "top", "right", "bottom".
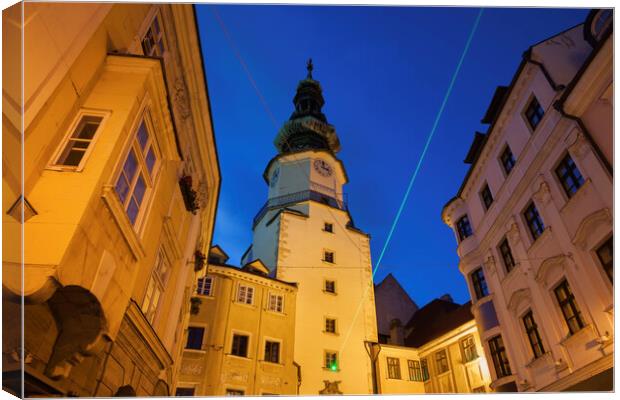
{"left": 241, "top": 62, "right": 378, "bottom": 394}
{"left": 442, "top": 10, "right": 613, "bottom": 392}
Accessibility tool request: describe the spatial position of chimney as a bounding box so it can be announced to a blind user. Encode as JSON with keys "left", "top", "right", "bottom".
{"left": 389, "top": 318, "right": 404, "bottom": 346}
{"left": 440, "top": 293, "right": 453, "bottom": 303}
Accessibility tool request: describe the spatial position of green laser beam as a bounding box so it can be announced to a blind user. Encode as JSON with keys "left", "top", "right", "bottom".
{"left": 372, "top": 8, "right": 484, "bottom": 278}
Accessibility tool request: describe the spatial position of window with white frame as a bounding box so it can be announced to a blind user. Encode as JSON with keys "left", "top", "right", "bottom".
{"left": 237, "top": 284, "right": 254, "bottom": 305}
{"left": 197, "top": 276, "right": 214, "bottom": 296}
{"left": 141, "top": 247, "right": 170, "bottom": 323}
{"left": 142, "top": 13, "right": 165, "bottom": 57}
{"left": 268, "top": 293, "right": 284, "bottom": 313}
{"left": 114, "top": 115, "right": 159, "bottom": 226}
{"left": 51, "top": 114, "right": 104, "bottom": 169}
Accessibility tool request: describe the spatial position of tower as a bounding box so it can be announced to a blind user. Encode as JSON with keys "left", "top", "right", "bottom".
{"left": 243, "top": 60, "right": 378, "bottom": 394}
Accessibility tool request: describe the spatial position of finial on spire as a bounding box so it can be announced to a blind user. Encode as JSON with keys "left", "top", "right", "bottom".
{"left": 306, "top": 58, "right": 314, "bottom": 79}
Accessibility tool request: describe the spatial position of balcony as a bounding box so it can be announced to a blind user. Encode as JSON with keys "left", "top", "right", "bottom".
{"left": 253, "top": 189, "right": 347, "bottom": 228}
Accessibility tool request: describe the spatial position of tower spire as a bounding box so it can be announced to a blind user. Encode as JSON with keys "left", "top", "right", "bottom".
{"left": 306, "top": 58, "right": 314, "bottom": 79}
{"left": 273, "top": 59, "right": 341, "bottom": 154}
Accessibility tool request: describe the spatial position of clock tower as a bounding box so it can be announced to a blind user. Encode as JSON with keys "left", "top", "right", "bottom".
{"left": 243, "top": 61, "right": 378, "bottom": 394}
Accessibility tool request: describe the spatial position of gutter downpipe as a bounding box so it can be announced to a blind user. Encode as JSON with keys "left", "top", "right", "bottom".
{"left": 293, "top": 361, "right": 302, "bottom": 395}
{"left": 364, "top": 341, "right": 381, "bottom": 394}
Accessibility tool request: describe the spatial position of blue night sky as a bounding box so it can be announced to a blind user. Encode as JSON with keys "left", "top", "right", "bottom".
{"left": 195, "top": 5, "right": 588, "bottom": 307}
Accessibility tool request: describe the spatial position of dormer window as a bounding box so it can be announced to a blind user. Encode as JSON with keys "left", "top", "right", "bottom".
{"left": 456, "top": 215, "right": 473, "bottom": 241}
{"left": 524, "top": 96, "right": 545, "bottom": 130}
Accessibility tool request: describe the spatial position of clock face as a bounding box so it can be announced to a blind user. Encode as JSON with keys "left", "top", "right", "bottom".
{"left": 313, "top": 159, "right": 333, "bottom": 177}
{"left": 270, "top": 167, "right": 279, "bottom": 187}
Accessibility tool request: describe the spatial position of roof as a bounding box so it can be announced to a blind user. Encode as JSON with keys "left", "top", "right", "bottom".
{"left": 208, "top": 245, "right": 229, "bottom": 263}
{"left": 208, "top": 261, "right": 298, "bottom": 288}
{"left": 404, "top": 299, "right": 473, "bottom": 347}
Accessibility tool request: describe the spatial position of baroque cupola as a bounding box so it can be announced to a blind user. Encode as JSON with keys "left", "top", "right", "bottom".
{"left": 274, "top": 59, "right": 341, "bottom": 154}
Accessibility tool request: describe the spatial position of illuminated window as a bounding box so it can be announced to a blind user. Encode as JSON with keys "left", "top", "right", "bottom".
{"left": 420, "top": 358, "right": 430, "bottom": 381}
{"left": 142, "top": 248, "right": 170, "bottom": 323}
{"left": 499, "top": 238, "right": 516, "bottom": 273}
{"left": 185, "top": 326, "right": 204, "bottom": 350}
{"left": 268, "top": 293, "right": 284, "bottom": 313}
{"left": 435, "top": 350, "right": 449, "bottom": 374}
{"left": 115, "top": 117, "right": 159, "bottom": 226}
{"left": 231, "top": 334, "right": 249, "bottom": 357}
{"left": 556, "top": 154, "right": 585, "bottom": 198}
{"left": 387, "top": 357, "right": 401, "bottom": 379}
{"left": 196, "top": 276, "right": 213, "bottom": 296}
{"left": 471, "top": 267, "right": 488, "bottom": 300}
{"left": 456, "top": 215, "right": 473, "bottom": 241}
{"left": 554, "top": 280, "right": 585, "bottom": 335}
{"left": 480, "top": 183, "right": 494, "bottom": 211}
{"left": 325, "top": 318, "right": 337, "bottom": 334}
{"left": 237, "top": 284, "right": 254, "bottom": 305}
{"left": 488, "top": 335, "right": 511, "bottom": 378}
{"left": 523, "top": 202, "right": 545, "bottom": 240}
{"left": 500, "top": 145, "right": 516, "bottom": 175}
{"left": 408, "top": 360, "right": 423, "bottom": 381}
{"left": 142, "top": 13, "right": 165, "bottom": 57}
{"left": 524, "top": 96, "right": 545, "bottom": 130}
{"left": 461, "top": 335, "right": 478, "bottom": 362}
{"left": 324, "top": 351, "right": 338, "bottom": 370}
{"left": 52, "top": 114, "right": 103, "bottom": 168}
{"left": 522, "top": 310, "right": 545, "bottom": 358}
{"left": 596, "top": 237, "right": 613, "bottom": 283}
{"left": 264, "top": 341, "right": 280, "bottom": 363}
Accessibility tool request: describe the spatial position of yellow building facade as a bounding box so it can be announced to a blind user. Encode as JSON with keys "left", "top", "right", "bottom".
{"left": 372, "top": 278, "right": 493, "bottom": 395}
{"left": 2, "top": 3, "right": 220, "bottom": 397}
{"left": 177, "top": 246, "right": 299, "bottom": 396}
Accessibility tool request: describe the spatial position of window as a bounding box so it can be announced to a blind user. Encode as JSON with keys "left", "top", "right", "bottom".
{"left": 226, "top": 389, "right": 245, "bottom": 396}
{"left": 488, "top": 335, "right": 511, "bottom": 378}
{"left": 237, "top": 284, "right": 254, "bottom": 305}
{"left": 470, "top": 267, "right": 489, "bottom": 300}
{"left": 325, "top": 318, "right": 337, "bottom": 334}
{"left": 324, "top": 222, "right": 334, "bottom": 233}
{"left": 408, "top": 360, "right": 422, "bottom": 381}
{"left": 500, "top": 145, "right": 516, "bottom": 175}
{"left": 324, "top": 351, "right": 338, "bottom": 370}
{"left": 323, "top": 251, "right": 335, "bottom": 263}
{"left": 473, "top": 386, "right": 486, "bottom": 393}
{"left": 175, "top": 387, "right": 195, "bottom": 396}
{"left": 52, "top": 114, "right": 104, "bottom": 168}
{"left": 231, "top": 334, "right": 249, "bottom": 357}
{"left": 325, "top": 280, "right": 336, "bottom": 294}
{"left": 185, "top": 327, "right": 204, "bottom": 350}
{"left": 387, "top": 357, "right": 401, "bottom": 379}
{"left": 420, "top": 358, "right": 430, "bottom": 381}
{"left": 554, "top": 280, "right": 585, "bottom": 335}
{"left": 523, "top": 202, "right": 545, "bottom": 240}
{"left": 435, "top": 350, "right": 449, "bottom": 374}
{"left": 142, "top": 248, "right": 170, "bottom": 323}
{"left": 524, "top": 96, "right": 545, "bottom": 130}
{"left": 480, "top": 183, "right": 494, "bottom": 211}
{"left": 115, "top": 117, "right": 159, "bottom": 226}
{"left": 498, "top": 238, "right": 516, "bottom": 273}
{"left": 142, "top": 13, "right": 165, "bottom": 57}
{"left": 196, "top": 276, "right": 213, "bottom": 296}
{"left": 596, "top": 237, "right": 613, "bottom": 283}
{"left": 264, "top": 340, "right": 280, "bottom": 363}
{"left": 461, "top": 335, "right": 478, "bottom": 362}
{"left": 522, "top": 310, "right": 545, "bottom": 358}
{"left": 268, "top": 293, "right": 284, "bottom": 313}
{"left": 555, "top": 154, "right": 585, "bottom": 198}
{"left": 456, "top": 215, "right": 473, "bottom": 241}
